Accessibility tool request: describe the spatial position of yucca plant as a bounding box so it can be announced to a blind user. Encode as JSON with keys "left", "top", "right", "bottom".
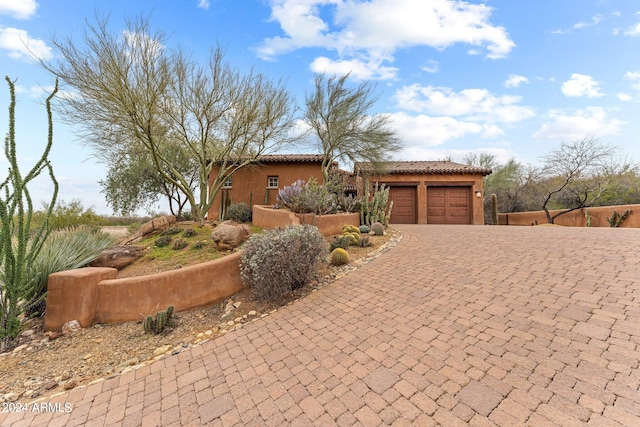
{"left": 23, "top": 226, "right": 115, "bottom": 317}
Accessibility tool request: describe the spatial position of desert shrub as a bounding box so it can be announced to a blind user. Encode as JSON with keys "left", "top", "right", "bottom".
{"left": 337, "top": 194, "right": 361, "bottom": 213}
{"left": 371, "top": 222, "right": 384, "bottom": 236}
{"left": 155, "top": 236, "right": 172, "bottom": 247}
{"left": 330, "top": 235, "right": 351, "bottom": 252}
{"left": 127, "top": 221, "right": 142, "bottom": 235}
{"left": 276, "top": 179, "right": 305, "bottom": 211}
{"left": 277, "top": 178, "right": 339, "bottom": 215}
{"left": 240, "top": 225, "right": 328, "bottom": 301}
{"left": 330, "top": 248, "right": 349, "bottom": 266}
{"left": 191, "top": 241, "right": 206, "bottom": 250}
{"left": 225, "top": 202, "right": 252, "bottom": 223}
{"left": 160, "top": 227, "right": 182, "bottom": 236}
{"left": 24, "top": 226, "right": 116, "bottom": 316}
{"left": 182, "top": 228, "right": 197, "bottom": 238}
{"left": 172, "top": 238, "right": 188, "bottom": 250}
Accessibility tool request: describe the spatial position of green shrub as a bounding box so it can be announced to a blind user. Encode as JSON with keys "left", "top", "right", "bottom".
{"left": 182, "top": 228, "right": 197, "bottom": 238}
{"left": 225, "top": 202, "right": 252, "bottom": 223}
{"left": 24, "top": 226, "right": 116, "bottom": 316}
{"left": 127, "top": 221, "right": 142, "bottom": 235}
{"left": 160, "top": 227, "right": 182, "bottom": 236}
{"left": 240, "top": 225, "right": 328, "bottom": 301}
{"left": 330, "top": 248, "right": 349, "bottom": 266}
{"left": 155, "top": 236, "right": 172, "bottom": 247}
{"left": 172, "top": 238, "right": 188, "bottom": 250}
{"left": 330, "top": 235, "right": 351, "bottom": 252}
{"left": 191, "top": 241, "right": 206, "bottom": 250}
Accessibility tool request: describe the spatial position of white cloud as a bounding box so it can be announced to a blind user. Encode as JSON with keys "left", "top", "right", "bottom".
{"left": 625, "top": 71, "right": 640, "bottom": 90}
{"left": 394, "top": 84, "right": 535, "bottom": 124}
{"left": 197, "top": 0, "right": 210, "bottom": 10}
{"left": 504, "top": 74, "right": 528, "bottom": 88}
{"left": 533, "top": 107, "right": 624, "bottom": 140}
{"left": 0, "top": 0, "right": 37, "bottom": 20}
{"left": 394, "top": 146, "right": 514, "bottom": 163}
{"left": 561, "top": 73, "right": 603, "bottom": 98}
{"left": 310, "top": 56, "right": 398, "bottom": 80}
{"left": 624, "top": 23, "right": 640, "bottom": 36}
{"left": 421, "top": 60, "right": 439, "bottom": 74}
{"left": 617, "top": 93, "right": 632, "bottom": 101}
{"left": 389, "top": 112, "right": 503, "bottom": 148}
{"left": 258, "top": 0, "right": 514, "bottom": 79}
{"left": 573, "top": 15, "right": 603, "bottom": 30}
{"left": 0, "top": 26, "right": 51, "bottom": 60}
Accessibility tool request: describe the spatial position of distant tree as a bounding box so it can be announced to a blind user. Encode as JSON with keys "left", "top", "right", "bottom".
{"left": 42, "top": 15, "right": 297, "bottom": 224}
{"left": 304, "top": 73, "right": 401, "bottom": 180}
{"left": 100, "top": 142, "right": 197, "bottom": 217}
{"left": 538, "top": 136, "right": 617, "bottom": 224}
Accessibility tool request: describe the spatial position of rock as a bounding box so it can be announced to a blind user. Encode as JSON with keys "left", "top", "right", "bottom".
{"left": 43, "top": 381, "right": 58, "bottom": 391}
{"left": 137, "top": 215, "right": 177, "bottom": 237}
{"left": 47, "top": 331, "right": 63, "bottom": 340}
{"left": 63, "top": 380, "right": 77, "bottom": 390}
{"left": 83, "top": 353, "right": 92, "bottom": 360}
{"left": 89, "top": 245, "right": 146, "bottom": 269}
{"left": 248, "top": 310, "right": 257, "bottom": 316}
{"left": 211, "top": 221, "right": 251, "bottom": 251}
{"left": 62, "top": 320, "right": 81, "bottom": 336}
{"left": 21, "top": 329, "right": 35, "bottom": 337}
{"left": 153, "top": 344, "right": 172, "bottom": 357}
{"left": 233, "top": 302, "right": 241, "bottom": 309}
{"left": 12, "top": 344, "right": 28, "bottom": 353}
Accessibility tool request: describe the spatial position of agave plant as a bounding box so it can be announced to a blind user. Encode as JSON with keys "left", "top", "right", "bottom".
{"left": 23, "top": 226, "right": 116, "bottom": 317}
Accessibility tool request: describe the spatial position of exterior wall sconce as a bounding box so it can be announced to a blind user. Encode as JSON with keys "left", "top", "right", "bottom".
{"left": 475, "top": 191, "right": 482, "bottom": 198}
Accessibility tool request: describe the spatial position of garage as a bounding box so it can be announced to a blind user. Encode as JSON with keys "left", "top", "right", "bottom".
{"left": 427, "top": 187, "right": 471, "bottom": 224}
{"left": 388, "top": 186, "right": 416, "bottom": 224}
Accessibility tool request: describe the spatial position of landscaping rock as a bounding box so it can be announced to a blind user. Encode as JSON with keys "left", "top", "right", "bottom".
{"left": 211, "top": 220, "right": 251, "bottom": 251}
{"left": 138, "top": 215, "right": 177, "bottom": 236}
{"left": 62, "top": 320, "right": 81, "bottom": 336}
{"left": 89, "top": 245, "right": 146, "bottom": 270}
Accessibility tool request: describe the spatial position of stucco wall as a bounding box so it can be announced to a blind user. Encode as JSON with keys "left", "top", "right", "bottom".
{"left": 252, "top": 205, "right": 359, "bottom": 236}
{"left": 208, "top": 162, "right": 325, "bottom": 220}
{"left": 359, "top": 173, "right": 486, "bottom": 224}
{"left": 498, "top": 204, "right": 639, "bottom": 227}
{"left": 44, "top": 252, "right": 244, "bottom": 331}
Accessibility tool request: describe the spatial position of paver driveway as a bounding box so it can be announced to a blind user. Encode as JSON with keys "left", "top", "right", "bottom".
{"left": 2, "top": 225, "right": 640, "bottom": 426}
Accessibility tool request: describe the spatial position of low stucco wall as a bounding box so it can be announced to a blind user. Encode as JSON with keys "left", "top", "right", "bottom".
{"left": 498, "top": 204, "right": 639, "bottom": 227}
{"left": 44, "top": 252, "right": 244, "bottom": 331}
{"left": 252, "top": 205, "right": 359, "bottom": 235}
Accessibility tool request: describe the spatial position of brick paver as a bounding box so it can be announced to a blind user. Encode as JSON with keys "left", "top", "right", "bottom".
{"left": 2, "top": 225, "right": 640, "bottom": 426}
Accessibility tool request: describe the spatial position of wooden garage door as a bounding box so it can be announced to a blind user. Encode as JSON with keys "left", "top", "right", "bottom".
{"left": 427, "top": 187, "right": 471, "bottom": 224}
{"left": 388, "top": 186, "right": 416, "bottom": 224}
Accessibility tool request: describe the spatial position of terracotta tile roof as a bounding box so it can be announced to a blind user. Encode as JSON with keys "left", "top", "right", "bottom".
{"left": 354, "top": 161, "right": 492, "bottom": 176}
{"left": 253, "top": 154, "right": 326, "bottom": 163}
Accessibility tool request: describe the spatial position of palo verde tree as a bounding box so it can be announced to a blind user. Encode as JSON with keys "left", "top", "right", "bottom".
{"left": 304, "top": 73, "right": 401, "bottom": 181}
{"left": 0, "top": 77, "right": 58, "bottom": 352}
{"left": 43, "top": 15, "right": 297, "bottom": 223}
{"left": 539, "top": 135, "right": 617, "bottom": 224}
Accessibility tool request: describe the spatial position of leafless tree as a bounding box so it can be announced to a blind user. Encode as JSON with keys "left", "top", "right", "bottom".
{"left": 42, "top": 15, "right": 297, "bottom": 223}
{"left": 304, "top": 73, "right": 401, "bottom": 181}
{"left": 539, "top": 135, "right": 616, "bottom": 223}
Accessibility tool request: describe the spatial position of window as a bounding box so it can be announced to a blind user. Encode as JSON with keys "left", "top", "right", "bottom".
{"left": 267, "top": 176, "right": 279, "bottom": 188}
{"left": 222, "top": 176, "right": 232, "bottom": 188}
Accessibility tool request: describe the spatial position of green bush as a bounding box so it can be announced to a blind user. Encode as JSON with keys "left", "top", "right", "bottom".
{"left": 240, "top": 225, "right": 328, "bottom": 301}
{"left": 31, "top": 199, "right": 105, "bottom": 231}
{"left": 172, "top": 238, "right": 188, "bottom": 250}
{"left": 225, "top": 202, "right": 252, "bottom": 223}
{"left": 160, "top": 227, "right": 182, "bottom": 236}
{"left": 24, "top": 226, "right": 116, "bottom": 316}
{"left": 155, "top": 236, "right": 172, "bottom": 247}
{"left": 330, "top": 235, "right": 351, "bottom": 252}
{"left": 182, "top": 228, "right": 197, "bottom": 238}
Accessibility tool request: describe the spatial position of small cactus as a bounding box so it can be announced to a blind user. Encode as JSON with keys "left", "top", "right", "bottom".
{"left": 330, "top": 248, "right": 349, "bottom": 266}
{"left": 342, "top": 224, "right": 360, "bottom": 234}
{"left": 330, "top": 236, "right": 351, "bottom": 251}
{"left": 359, "top": 225, "right": 370, "bottom": 234}
{"left": 182, "top": 228, "right": 197, "bottom": 238}
{"left": 491, "top": 193, "right": 498, "bottom": 225}
{"left": 155, "top": 235, "right": 172, "bottom": 247}
{"left": 371, "top": 222, "right": 384, "bottom": 236}
{"left": 172, "top": 238, "right": 188, "bottom": 250}
{"left": 357, "top": 236, "right": 372, "bottom": 247}
{"left": 143, "top": 305, "right": 175, "bottom": 334}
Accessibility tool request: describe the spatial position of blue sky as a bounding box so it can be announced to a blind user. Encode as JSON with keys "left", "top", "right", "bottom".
{"left": 2, "top": 0, "right": 640, "bottom": 214}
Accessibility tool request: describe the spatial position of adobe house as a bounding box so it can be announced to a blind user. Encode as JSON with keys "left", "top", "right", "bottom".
{"left": 354, "top": 161, "right": 492, "bottom": 224}
{"left": 207, "top": 154, "right": 330, "bottom": 220}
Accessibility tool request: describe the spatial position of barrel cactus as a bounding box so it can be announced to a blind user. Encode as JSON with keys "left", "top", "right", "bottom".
{"left": 371, "top": 222, "right": 384, "bottom": 236}
{"left": 330, "top": 248, "right": 349, "bottom": 266}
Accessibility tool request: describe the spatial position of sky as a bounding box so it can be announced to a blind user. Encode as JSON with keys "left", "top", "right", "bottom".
{"left": 2, "top": 0, "right": 640, "bottom": 214}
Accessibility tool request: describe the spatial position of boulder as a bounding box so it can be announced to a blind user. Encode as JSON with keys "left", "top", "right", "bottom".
{"left": 137, "top": 215, "right": 177, "bottom": 236}
{"left": 211, "top": 220, "right": 251, "bottom": 251}
{"left": 89, "top": 245, "right": 146, "bottom": 270}
{"left": 62, "top": 320, "right": 81, "bottom": 336}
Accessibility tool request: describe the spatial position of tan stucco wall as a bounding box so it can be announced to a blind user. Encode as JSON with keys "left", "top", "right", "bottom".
{"left": 44, "top": 253, "right": 244, "bottom": 331}
{"left": 499, "top": 204, "right": 640, "bottom": 227}
{"left": 208, "top": 163, "right": 325, "bottom": 220}
{"left": 359, "top": 173, "right": 486, "bottom": 225}
{"left": 252, "top": 205, "right": 360, "bottom": 236}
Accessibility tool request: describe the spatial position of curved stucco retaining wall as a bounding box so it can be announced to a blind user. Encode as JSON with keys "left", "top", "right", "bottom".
{"left": 498, "top": 204, "right": 640, "bottom": 227}
{"left": 252, "top": 205, "right": 360, "bottom": 236}
{"left": 44, "top": 251, "right": 244, "bottom": 331}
